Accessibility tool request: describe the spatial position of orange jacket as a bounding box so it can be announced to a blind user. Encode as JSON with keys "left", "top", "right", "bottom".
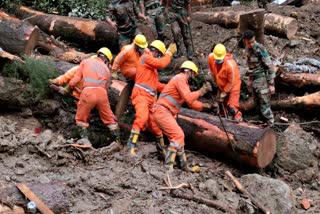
{"left": 112, "top": 44, "right": 141, "bottom": 80}
{"left": 56, "top": 65, "right": 83, "bottom": 99}
{"left": 69, "top": 57, "right": 110, "bottom": 89}
{"left": 156, "top": 73, "right": 203, "bottom": 115}
{"left": 134, "top": 50, "right": 171, "bottom": 94}
{"left": 208, "top": 53, "right": 241, "bottom": 93}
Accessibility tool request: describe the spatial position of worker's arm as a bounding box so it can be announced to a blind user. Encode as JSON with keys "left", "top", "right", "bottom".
{"left": 69, "top": 62, "right": 84, "bottom": 87}
{"left": 222, "top": 60, "right": 236, "bottom": 93}
{"left": 112, "top": 48, "right": 129, "bottom": 71}
{"left": 260, "top": 45, "right": 276, "bottom": 86}
{"left": 145, "top": 53, "right": 171, "bottom": 70}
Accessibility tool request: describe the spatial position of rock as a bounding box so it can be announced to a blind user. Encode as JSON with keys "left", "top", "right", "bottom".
{"left": 35, "top": 129, "right": 53, "bottom": 146}
{"left": 300, "top": 198, "right": 311, "bottom": 210}
{"left": 277, "top": 123, "right": 319, "bottom": 182}
{"left": 240, "top": 174, "right": 296, "bottom": 214}
{"left": 203, "top": 179, "right": 220, "bottom": 199}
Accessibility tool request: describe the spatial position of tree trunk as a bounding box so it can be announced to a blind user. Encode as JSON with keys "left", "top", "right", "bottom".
{"left": 0, "top": 14, "right": 39, "bottom": 55}
{"left": 10, "top": 6, "right": 119, "bottom": 52}
{"left": 178, "top": 108, "right": 277, "bottom": 168}
{"left": 279, "top": 71, "right": 320, "bottom": 88}
{"left": 238, "top": 9, "right": 265, "bottom": 44}
{"left": 271, "top": 91, "right": 320, "bottom": 111}
{"left": 192, "top": 11, "right": 299, "bottom": 39}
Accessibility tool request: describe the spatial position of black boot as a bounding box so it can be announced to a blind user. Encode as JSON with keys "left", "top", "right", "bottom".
{"left": 156, "top": 135, "right": 166, "bottom": 159}
{"left": 127, "top": 129, "right": 140, "bottom": 156}
{"left": 186, "top": 45, "right": 193, "bottom": 60}
{"left": 177, "top": 148, "right": 192, "bottom": 172}
{"left": 165, "top": 147, "right": 177, "bottom": 172}
{"left": 107, "top": 124, "right": 123, "bottom": 152}
{"left": 173, "top": 43, "right": 182, "bottom": 58}
{"left": 77, "top": 126, "right": 91, "bottom": 146}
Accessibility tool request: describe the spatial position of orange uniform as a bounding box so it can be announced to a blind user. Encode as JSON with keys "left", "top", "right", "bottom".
{"left": 56, "top": 66, "right": 83, "bottom": 100}
{"left": 152, "top": 72, "right": 204, "bottom": 149}
{"left": 69, "top": 57, "right": 117, "bottom": 128}
{"left": 131, "top": 51, "right": 171, "bottom": 135}
{"left": 208, "top": 53, "right": 242, "bottom": 116}
{"left": 112, "top": 44, "right": 141, "bottom": 80}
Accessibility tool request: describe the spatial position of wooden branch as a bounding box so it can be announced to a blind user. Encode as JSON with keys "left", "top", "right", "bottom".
{"left": 279, "top": 71, "right": 320, "bottom": 88}
{"left": 171, "top": 189, "right": 237, "bottom": 214}
{"left": 15, "top": 183, "right": 54, "bottom": 214}
{"left": 225, "top": 171, "right": 270, "bottom": 214}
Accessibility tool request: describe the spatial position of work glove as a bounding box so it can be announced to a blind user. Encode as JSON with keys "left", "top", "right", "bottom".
{"left": 202, "top": 102, "right": 219, "bottom": 113}
{"left": 198, "top": 82, "right": 212, "bottom": 96}
{"left": 111, "top": 71, "right": 119, "bottom": 80}
{"left": 217, "top": 91, "right": 227, "bottom": 103}
{"left": 166, "top": 43, "right": 177, "bottom": 57}
{"left": 59, "top": 85, "right": 71, "bottom": 95}
{"left": 49, "top": 78, "right": 59, "bottom": 85}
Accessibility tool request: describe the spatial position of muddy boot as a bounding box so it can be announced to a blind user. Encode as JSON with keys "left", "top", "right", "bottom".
{"left": 177, "top": 148, "right": 189, "bottom": 171}
{"left": 156, "top": 135, "right": 166, "bottom": 159}
{"left": 165, "top": 147, "right": 177, "bottom": 172}
{"left": 186, "top": 45, "right": 193, "bottom": 60}
{"left": 76, "top": 127, "right": 91, "bottom": 146}
{"left": 127, "top": 129, "right": 140, "bottom": 156}
{"left": 106, "top": 124, "right": 123, "bottom": 152}
{"left": 173, "top": 43, "right": 182, "bottom": 58}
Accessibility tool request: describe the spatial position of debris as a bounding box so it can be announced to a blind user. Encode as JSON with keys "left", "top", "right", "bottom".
{"left": 300, "top": 198, "right": 311, "bottom": 210}
{"left": 280, "top": 117, "right": 289, "bottom": 123}
{"left": 15, "top": 183, "right": 54, "bottom": 214}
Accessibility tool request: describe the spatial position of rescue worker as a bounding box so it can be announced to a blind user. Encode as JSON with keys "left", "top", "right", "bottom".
{"left": 105, "top": 0, "right": 149, "bottom": 48}
{"left": 243, "top": 30, "right": 275, "bottom": 125}
{"left": 67, "top": 47, "right": 122, "bottom": 148}
{"left": 49, "top": 65, "right": 82, "bottom": 100}
{"left": 111, "top": 34, "right": 148, "bottom": 81}
{"left": 127, "top": 40, "right": 177, "bottom": 156}
{"left": 208, "top": 44, "right": 243, "bottom": 122}
{"left": 166, "top": 0, "right": 193, "bottom": 59}
{"left": 152, "top": 61, "right": 214, "bottom": 172}
{"left": 139, "top": 0, "right": 166, "bottom": 41}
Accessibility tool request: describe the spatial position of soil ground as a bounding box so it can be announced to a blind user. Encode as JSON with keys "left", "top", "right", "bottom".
{"left": 0, "top": 2, "right": 320, "bottom": 213}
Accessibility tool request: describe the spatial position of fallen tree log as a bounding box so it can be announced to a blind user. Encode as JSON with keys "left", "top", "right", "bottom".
{"left": 10, "top": 6, "right": 119, "bottom": 52}
{"left": 279, "top": 71, "right": 320, "bottom": 88}
{"left": 177, "top": 108, "right": 277, "bottom": 168}
{"left": 0, "top": 13, "right": 39, "bottom": 55}
{"left": 271, "top": 91, "right": 320, "bottom": 111}
{"left": 192, "top": 11, "right": 299, "bottom": 39}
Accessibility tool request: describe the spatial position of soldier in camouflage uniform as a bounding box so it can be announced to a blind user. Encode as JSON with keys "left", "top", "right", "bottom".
{"left": 106, "top": 0, "right": 148, "bottom": 48}
{"left": 139, "top": 0, "right": 166, "bottom": 41}
{"left": 166, "top": 0, "right": 193, "bottom": 59}
{"left": 243, "top": 30, "right": 276, "bottom": 125}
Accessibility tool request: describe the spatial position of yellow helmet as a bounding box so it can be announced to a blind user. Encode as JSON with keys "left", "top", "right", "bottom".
{"left": 213, "top": 43, "right": 226, "bottom": 60}
{"left": 180, "top": 60, "right": 199, "bottom": 76}
{"left": 97, "top": 47, "right": 113, "bottom": 62}
{"left": 150, "top": 40, "right": 166, "bottom": 54}
{"left": 134, "top": 34, "right": 148, "bottom": 48}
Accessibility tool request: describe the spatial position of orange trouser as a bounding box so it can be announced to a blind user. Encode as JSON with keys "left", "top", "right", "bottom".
{"left": 131, "top": 88, "right": 162, "bottom": 136}
{"left": 152, "top": 105, "right": 184, "bottom": 150}
{"left": 75, "top": 88, "right": 117, "bottom": 127}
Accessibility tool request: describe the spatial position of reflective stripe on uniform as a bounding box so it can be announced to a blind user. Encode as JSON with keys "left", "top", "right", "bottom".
{"left": 169, "top": 141, "right": 181, "bottom": 148}
{"left": 225, "top": 60, "right": 235, "bottom": 93}
{"left": 84, "top": 78, "right": 106, "bottom": 85}
{"left": 107, "top": 123, "right": 119, "bottom": 130}
{"left": 134, "top": 83, "right": 156, "bottom": 96}
{"left": 159, "top": 93, "right": 181, "bottom": 109}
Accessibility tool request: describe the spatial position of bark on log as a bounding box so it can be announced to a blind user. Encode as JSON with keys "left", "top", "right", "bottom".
{"left": 279, "top": 71, "right": 320, "bottom": 88}
{"left": 271, "top": 91, "right": 320, "bottom": 111}
{"left": 10, "top": 6, "right": 119, "bottom": 52}
{"left": 0, "top": 14, "right": 39, "bottom": 55}
{"left": 192, "top": 11, "right": 299, "bottom": 39}
{"left": 177, "top": 108, "right": 277, "bottom": 168}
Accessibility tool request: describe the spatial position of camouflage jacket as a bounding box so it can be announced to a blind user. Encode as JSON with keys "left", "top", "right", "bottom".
{"left": 244, "top": 42, "right": 275, "bottom": 86}
{"left": 106, "top": 0, "right": 141, "bottom": 34}
{"left": 139, "top": 0, "right": 161, "bottom": 10}
{"left": 169, "top": 0, "right": 190, "bottom": 11}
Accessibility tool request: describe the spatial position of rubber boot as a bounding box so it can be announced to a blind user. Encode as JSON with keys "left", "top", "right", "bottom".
{"left": 107, "top": 124, "right": 123, "bottom": 152}
{"left": 127, "top": 129, "right": 140, "bottom": 156}
{"left": 165, "top": 147, "right": 177, "bottom": 172}
{"left": 177, "top": 147, "right": 190, "bottom": 171}
{"left": 156, "top": 135, "right": 166, "bottom": 159}
{"left": 173, "top": 43, "right": 182, "bottom": 58}
{"left": 186, "top": 44, "right": 193, "bottom": 60}
{"left": 77, "top": 126, "right": 91, "bottom": 146}
{"left": 229, "top": 107, "right": 243, "bottom": 123}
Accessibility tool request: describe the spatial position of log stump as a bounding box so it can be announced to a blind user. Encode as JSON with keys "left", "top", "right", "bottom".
{"left": 178, "top": 108, "right": 277, "bottom": 168}
{"left": 279, "top": 71, "right": 320, "bottom": 88}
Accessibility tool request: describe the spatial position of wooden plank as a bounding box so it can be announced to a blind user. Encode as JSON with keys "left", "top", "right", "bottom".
{"left": 15, "top": 183, "right": 54, "bottom": 214}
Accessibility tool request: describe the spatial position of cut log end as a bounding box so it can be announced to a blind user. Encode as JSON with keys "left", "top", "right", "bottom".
{"left": 24, "top": 26, "right": 39, "bottom": 54}
{"left": 286, "top": 19, "right": 299, "bottom": 40}
{"left": 109, "top": 80, "right": 131, "bottom": 120}
{"left": 256, "top": 128, "right": 277, "bottom": 168}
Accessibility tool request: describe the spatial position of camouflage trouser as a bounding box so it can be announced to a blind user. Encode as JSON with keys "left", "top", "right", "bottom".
{"left": 250, "top": 75, "right": 274, "bottom": 124}
{"left": 168, "top": 8, "right": 192, "bottom": 49}
{"left": 146, "top": 7, "right": 166, "bottom": 39}
{"left": 119, "top": 27, "right": 141, "bottom": 48}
